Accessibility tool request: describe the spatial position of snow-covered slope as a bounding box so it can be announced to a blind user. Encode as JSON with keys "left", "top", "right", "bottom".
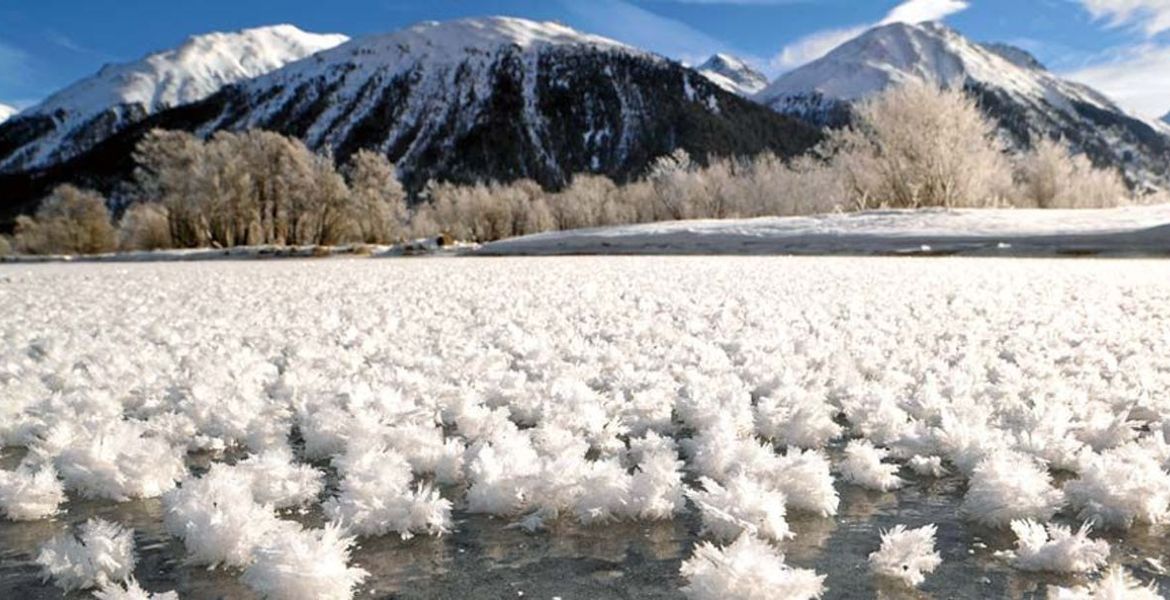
{"left": 0, "top": 104, "right": 16, "bottom": 124}
{"left": 696, "top": 54, "right": 768, "bottom": 97}
{"left": 0, "top": 25, "right": 348, "bottom": 173}
{"left": 1163, "top": 112, "right": 1170, "bottom": 125}
{"left": 478, "top": 205, "right": 1170, "bottom": 257}
{"left": 4, "top": 17, "right": 816, "bottom": 204}
{"left": 756, "top": 22, "right": 1170, "bottom": 189}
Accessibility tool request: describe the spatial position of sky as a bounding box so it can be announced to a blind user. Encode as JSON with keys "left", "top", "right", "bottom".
{"left": 0, "top": 0, "right": 1168, "bottom": 118}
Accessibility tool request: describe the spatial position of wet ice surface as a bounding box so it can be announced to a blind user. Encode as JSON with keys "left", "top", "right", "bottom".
{"left": 3, "top": 445, "right": 1169, "bottom": 599}
{"left": 3, "top": 257, "right": 1170, "bottom": 599}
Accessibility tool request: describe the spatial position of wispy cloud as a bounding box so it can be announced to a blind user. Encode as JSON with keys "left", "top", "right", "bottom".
{"left": 0, "top": 39, "right": 33, "bottom": 90}
{"left": 638, "top": 0, "right": 807, "bottom": 3}
{"left": 1078, "top": 0, "right": 1170, "bottom": 36}
{"left": 558, "top": 0, "right": 745, "bottom": 65}
{"left": 770, "top": 0, "right": 969, "bottom": 71}
{"left": 1065, "top": 42, "right": 1170, "bottom": 118}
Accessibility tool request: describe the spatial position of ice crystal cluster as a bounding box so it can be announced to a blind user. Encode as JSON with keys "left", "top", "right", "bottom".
{"left": 868, "top": 524, "right": 942, "bottom": 587}
{"left": 2, "top": 257, "right": 1170, "bottom": 598}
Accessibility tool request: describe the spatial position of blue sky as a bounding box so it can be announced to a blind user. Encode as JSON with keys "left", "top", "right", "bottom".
{"left": 1, "top": 0, "right": 1168, "bottom": 117}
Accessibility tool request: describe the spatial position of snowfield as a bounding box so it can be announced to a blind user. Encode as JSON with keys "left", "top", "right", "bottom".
{"left": 2, "top": 257, "right": 1170, "bottom": 599}
{"left": 478, "top": 204, "right": 1170, "bottom": 256}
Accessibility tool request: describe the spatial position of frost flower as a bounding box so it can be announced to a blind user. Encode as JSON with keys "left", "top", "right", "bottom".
{"left": 841, "top": 440, "right": 903, "bottom": 492}
{"left": 36, "top": 518, "right": 136, "bottom": 592}
{"left": 868, "top": 524, "right": 942, "bottom": 587}
{"left": 1004, "top": 520, "right": 1109, "bottom": 573}
{"left": 680, "top": 533, "right": 825, "bottom": 600}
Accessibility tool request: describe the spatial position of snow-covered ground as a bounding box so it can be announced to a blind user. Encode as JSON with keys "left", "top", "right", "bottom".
{"left": 479, "top": 204, "right": 1170, "bottom": 256}
{"left": 2, "top": 257, "right": 1170, "bottom": 599}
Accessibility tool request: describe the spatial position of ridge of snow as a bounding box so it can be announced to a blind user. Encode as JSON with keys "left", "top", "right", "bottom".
{"left": 30, "top": 25, "right": 349, "bottom": 118}
{"left": 697, "top": 53, "right": 768, "bottom": 97}
{"left": 225, "top": 17, "right": 659, "bottom": 155}
{"left": 756, "top": 21, "right": 1116, "bottom": 112}
{"left": 0, "top": 104, "right": 16, "bottom": 124}
{"left": 1, "top": 25, "right": 347, "bottom": 172}
{"left": 979, "top": 43, "right": 1045, "bottom": 71}
{"left": 256, "top": 17, "right": 639, "bottom": 86}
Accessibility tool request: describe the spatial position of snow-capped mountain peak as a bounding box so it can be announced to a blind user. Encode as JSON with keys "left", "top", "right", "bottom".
{"left": 757, "top": 21, "right": 1110, "bottom": 107}
{"left": 0, "top": 104, "right": 16, "bottom": 124}
{"left": 264, "top": 17, "right": 640, "bottom": 84}
{"left": 1, "top": 16, "right": 818, "bottom": 210}
{"left": 697, "top": 53, "right": 768, "bottom": 97}
{"left": 755, "top": 20, "right": 1170, "bottom": 189}
{"left": 0, "top": 24, "right": 348, "bottom": 173}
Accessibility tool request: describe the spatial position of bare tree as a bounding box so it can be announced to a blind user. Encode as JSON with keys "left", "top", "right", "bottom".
{"left": 828, "top": 82, "right": 1012, "bottom": 209}
{"left": 119, "top": 202, "right": 173, "bottom": 251}
{"left": 1015, "top": 138, "right": 1128, "bottom": 208}
{"left": 346, "top": 150, "right": 408, "bottom": 243}
{"left": 14, "top": 185, "right": 117, "bottom": 255}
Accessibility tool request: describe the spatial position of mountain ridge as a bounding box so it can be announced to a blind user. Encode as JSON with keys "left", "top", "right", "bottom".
{"left": 755, "top": 21, "right": 1170, "bottom": 190}
{"left": 0, "top": 17, "right": 819, "bottom": 225}
{"left": 697, "top": 54, "right": 768, "bottom": 97}
{"left": 0, "top": 24, "right": 348, "bottom": 174}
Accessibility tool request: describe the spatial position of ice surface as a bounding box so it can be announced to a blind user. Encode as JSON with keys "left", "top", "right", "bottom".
{"left": 0, "top": 257, "right": 1168, "bottom": 598}
{"left": 478, "top": 204, "right": 1170, "bottom": 256}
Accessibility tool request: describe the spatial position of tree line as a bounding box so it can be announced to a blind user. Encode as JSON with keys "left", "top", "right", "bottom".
{"left": 2, "top": 82, "right": 1152, "bottom": 256}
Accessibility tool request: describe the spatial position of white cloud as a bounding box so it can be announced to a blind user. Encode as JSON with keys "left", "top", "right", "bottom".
{"left": 881, "top": 0, "right": 970, "bottom": 25}
{"left": 1064, "top": 42, "right": 1170, "bottom": 118}
{"left": 771, "top": 26, "right": 869, "bottom": 71}
{"left": 1079, "top": 0, "right": 1170, "bottom": 36}
{"left": 770, "top": 0, "right": 970, "bottom": 71}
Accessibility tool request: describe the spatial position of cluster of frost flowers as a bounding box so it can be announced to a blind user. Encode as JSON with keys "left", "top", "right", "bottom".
{"left": 36, "top": 518, "right": 136, "bottom": 591}
{"left": 1002, "top": 520, "right": 1110, "bottom": 574}
{"left": 2, "top": 257, "right": 1170, "bottom": 597}
{"left": 868, "top": 524, "right": 942, "bottom": 587}
{"left": 680, "top": 534, "right": 825, "bottom": 600}
{"left": 1048, "top": 565, "right": 1164, "bottom": 599}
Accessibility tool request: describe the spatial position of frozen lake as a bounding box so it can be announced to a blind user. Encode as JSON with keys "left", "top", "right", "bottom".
{"left": 1, "top": 257, "right": 1169, "bottom": 599}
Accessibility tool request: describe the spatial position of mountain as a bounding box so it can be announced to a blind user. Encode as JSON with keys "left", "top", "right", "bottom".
{"left": 1163, "top": 112, "right": 1169, "bottom": 125}
{"left": 0, "top": 104, "right": 16, "bottom": 124}
{"left": 697, "top": 54, "right": 768, "bottom": 97}
{"left": 0, "top": 17, "right": 818, "bottom": 221}
{"left": 756, "top": 22, "right": 1170, "bottom": 190}
{"left": 0, "top": 25, "right": 348, "bottom": 174}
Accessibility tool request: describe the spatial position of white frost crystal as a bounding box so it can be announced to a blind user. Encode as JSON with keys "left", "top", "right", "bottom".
{"left": 868, "top": 524, "right": 942, "bottom": 587}
{"left": 681, "top": 533, "right": 825, "bottom": 600}
{"left": 242, "top": 523, "right": 369, "bottom": 600}
{"left": 961, "top": 451, "right": 1064, "bottom": 527}
{"left": 0, "top": 464, "right": 65, "bottom": 520}
{"left": 1004, "top": 519, "right": 1109, "bottom": 573}
{"left": 841, "top": 440, "right": 903, "bottom": 491}
{"left": 36, "top": 518, "right": 136, "bottom": 591}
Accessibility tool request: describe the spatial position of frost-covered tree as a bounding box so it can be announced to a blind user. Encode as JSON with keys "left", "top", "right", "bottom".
{"left": 1015, "top": 138, "right": 1128, "bottom": 208}
{"left": 14, "top": 185, "right": 117, "bottom": 255}
{"left": 133, "top": 129, "right": 368, "bottom": 248}
{"left": 118, "top": 202, "right": 173, "bottom": 251}
{"left": 828, "top": 82, "right": 1012, "bottom": 209}
{"left": 345, "top": 150, "right": 408, "bottom": 244}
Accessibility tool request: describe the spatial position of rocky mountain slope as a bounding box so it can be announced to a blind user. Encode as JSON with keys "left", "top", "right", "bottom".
{"left": 756, "top": 21, "right": 1170, "bottom": 190}
{"left": 696, "top": 54, "right": 768, "bottom": 97}
{"left": 0, "top": 25, "right": 348, "bottom": 174}
{"left": 0, "top": 17, "right": 818, "bottom": 223}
